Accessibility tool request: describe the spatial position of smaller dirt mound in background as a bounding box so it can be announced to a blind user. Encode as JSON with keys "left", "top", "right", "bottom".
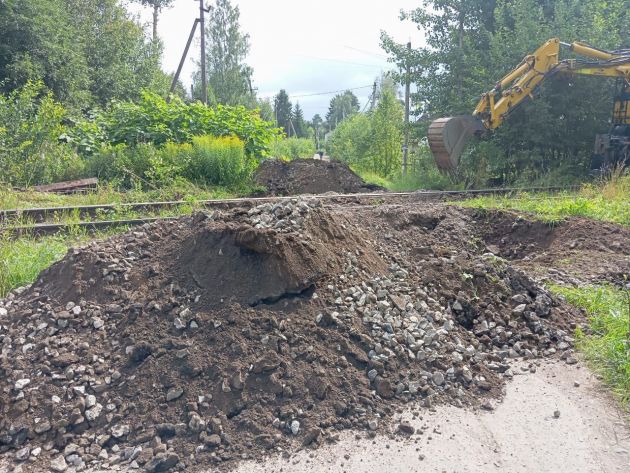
{"left": 254, "top": 159, "right": 383, "bottom": 196}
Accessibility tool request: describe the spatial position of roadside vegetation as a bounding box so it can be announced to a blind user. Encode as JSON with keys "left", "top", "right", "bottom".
{"left": 0, "top": 228, "right": 131, "bottom": 298}
{"left": 0, "top": 184, "right": 243, "bottom": 211}
{"left": 553, "top": 285, "right": 630, "bottom": 407}
{"left": 459, "top": 172, "right": 630, "bottom": 226}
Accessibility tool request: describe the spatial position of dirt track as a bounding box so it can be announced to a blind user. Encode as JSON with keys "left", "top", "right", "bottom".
{"left": 233, "top": 361, "right": 630, "bottom": 473}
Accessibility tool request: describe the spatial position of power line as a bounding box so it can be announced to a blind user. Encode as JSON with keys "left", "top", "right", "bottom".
{"left": 343, "top": 45, "right": 389, "bottom": 59}
{"left": 290, "top": 54, "right": 389, "bottom": 69}
{"left": 290, "top": 85, "right": 374, "bottom": 99}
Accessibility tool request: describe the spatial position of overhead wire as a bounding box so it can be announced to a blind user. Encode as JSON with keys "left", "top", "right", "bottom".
{"left": 289, "top": 85, "right": 374, "bottom": 99}
{"left": 342, "top": 45, "right": 389, "bottom": 59}
{"left": 289, "top": 54, "right": 390, "bottom": 69}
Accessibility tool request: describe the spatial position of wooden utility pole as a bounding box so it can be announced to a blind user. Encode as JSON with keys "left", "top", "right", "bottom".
{"left": 199, "top": 0, "right": 208, "bottom": 105}
{"left": 169, "top": 18, "right": 200, "bottom": 98}
{"left": 152, "top": 4, "right": 159, "bottom": 42}
{"left": 370, "top": 80, "right": 377, "bottom": 111}
{"left": 403, "top": 41, "right": 411, "bottom": 177}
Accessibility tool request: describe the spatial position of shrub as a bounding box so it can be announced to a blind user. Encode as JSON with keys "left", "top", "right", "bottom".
{"left": 69, "top": 91, "right": 282, "bottom": 158}
{"left": 86, "top": 143, "right": 158, "bottom": 189}
{"left": 0, "top": 81, "right": 84, "bottom": 186}
{"left": 86, "top": 136, "right": 253, "bottom": 189}
{"left": 146, "top": 142, "right": 192, "bottom": 187}
{"left": 187, "top": 135, "right": 252, "bottom": 187}
{"left": 270, "top": 138, "right": 316, "bottom": 160}
{"left": 327, "top": 114, "right": 372, "bottom": 169}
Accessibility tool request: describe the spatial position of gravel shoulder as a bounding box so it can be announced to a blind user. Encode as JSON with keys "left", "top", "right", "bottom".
{"left": 233, "top": 361, "right": 630, "bottom": 473}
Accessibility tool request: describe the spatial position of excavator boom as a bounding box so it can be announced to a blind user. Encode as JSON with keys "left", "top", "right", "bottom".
{"left": 428, "top": 38, "right": 630, "bottom": 171}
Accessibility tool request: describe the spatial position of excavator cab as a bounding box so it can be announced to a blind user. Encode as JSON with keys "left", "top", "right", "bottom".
{"left": 427, "top": 116, "right": 485, "bottom": 171}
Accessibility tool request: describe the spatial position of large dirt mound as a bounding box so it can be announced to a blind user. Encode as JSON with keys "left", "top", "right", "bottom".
{"left": 0, "top": 200, "right": 585, "bottom": 473}
{"left": 253, "top": 159, "right": 383, "bottom": 196}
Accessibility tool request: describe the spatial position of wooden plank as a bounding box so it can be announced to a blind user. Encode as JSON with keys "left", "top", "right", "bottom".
{"left": 32, "top": 178, "right": 98, "bottom": 194}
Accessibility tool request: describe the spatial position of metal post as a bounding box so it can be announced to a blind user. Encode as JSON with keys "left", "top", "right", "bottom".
{"left": 199, "top": 0, "right": 208, "bottom": 105}
{"left": 403, "top": 41, "right": 411, "bottom": 177}
{"left": 169, "top": 19, "right": 200, "bottom": 99}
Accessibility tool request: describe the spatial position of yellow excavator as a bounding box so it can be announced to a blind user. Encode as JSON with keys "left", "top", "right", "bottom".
{"left": 428, "top": 38, "right": 630, "bottom": 171}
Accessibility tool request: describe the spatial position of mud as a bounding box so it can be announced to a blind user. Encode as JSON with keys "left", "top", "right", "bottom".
{"left": 1, "top": 199, "right": 627, "bottom": 473}
{"left": 253, "top": 159, "right": 382, "bottom": 196}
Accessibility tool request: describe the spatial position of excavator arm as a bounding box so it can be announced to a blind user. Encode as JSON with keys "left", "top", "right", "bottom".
{"left": 429, "top": 38, "right": 630, "bottom": 171}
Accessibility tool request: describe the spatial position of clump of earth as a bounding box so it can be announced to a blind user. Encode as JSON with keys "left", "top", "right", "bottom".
{"left": 253, "top": 158, "right": 383, "bottom": 196}
{"left": 4, "top": 197, "right": 625, "bottom": 473}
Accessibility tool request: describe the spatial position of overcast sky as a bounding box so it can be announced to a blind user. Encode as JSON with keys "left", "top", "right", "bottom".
{"left": 127, "top": 0, "right": 422, "bottom": 119}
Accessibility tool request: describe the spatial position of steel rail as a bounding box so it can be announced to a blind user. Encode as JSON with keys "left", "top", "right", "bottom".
{"left": 0, "top": 186, "right": 578, "bottom": 224}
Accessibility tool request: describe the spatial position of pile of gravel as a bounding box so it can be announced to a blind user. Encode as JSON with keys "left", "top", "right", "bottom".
{"left": 0, "top": 200, "right": 583, "bottom": 473}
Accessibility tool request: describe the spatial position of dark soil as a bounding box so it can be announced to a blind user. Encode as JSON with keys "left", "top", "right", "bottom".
{"left": 474, "top": 209, "right": 630, "bottom": 285}
{"left": 3, "top": 199, "right": 622, "bottom": 473}
{"left": 253, "top": 159, "right": 383, "bottom": 196}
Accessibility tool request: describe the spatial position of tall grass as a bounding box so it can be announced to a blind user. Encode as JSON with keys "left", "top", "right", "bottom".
{"left": 270, "top": 138, "right": 316, "bottom": 160}
{"left": 355, "top": 169, "right": 457, "bottom": 191}
{"left": 188, "top": 135, "right": 254, "bottom": 187}
{"left": 553, "top": 285, "right": 630, "bottom": 406}
{"left": 459, "top": 173, "right": 630, "bottom": 225}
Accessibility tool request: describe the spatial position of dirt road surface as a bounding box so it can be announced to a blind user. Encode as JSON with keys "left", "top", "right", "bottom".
{"left": 233, "top": 361, "right": 630, "bottom": 473}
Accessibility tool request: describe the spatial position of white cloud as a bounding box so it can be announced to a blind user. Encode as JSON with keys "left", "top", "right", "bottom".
{"left": 128, "top": 0, "right": 423, "bottom": 119}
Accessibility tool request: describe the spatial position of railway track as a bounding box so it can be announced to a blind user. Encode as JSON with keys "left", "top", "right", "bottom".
{"left": 1, "top": 186, "right": 578, "bottom": 237}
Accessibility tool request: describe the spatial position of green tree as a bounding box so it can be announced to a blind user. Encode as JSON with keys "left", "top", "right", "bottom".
{"left": 328, "top": 89, "right": 403, "bottom": 177}
{"left": 273, "top": 89, "right": 292, "bottom": 136}
{"left": 0, "top": 0, "right": 165, "bottom": 108}
{"left": 135, "top": 0, "right": 176, "bottom": 42}
{"left": 327, "top": 114, "right": 372, "bottom": 169}
{"left": 70, "top": 0, "right": 165, "bottom": 106}
{"left": 292, "top": 103, "right": 307, "bottom": 138}
{"left": 0, "top": 0, "right": 90, "bottom": 105}
{"left": 382, "top": 0, "right": 629, "bottom": 185}
{"left": 196, "top": 0, "right": 254, "bottom": 107}
{"left": 369, "top": 90, "right": 403, "bottom": 176}
{"left": 326, "top": 91, "right": 360, "bottom": 129}
{"left": 311, "top": 113, "right": 324, "bottom": 149}
{"left": 257, "top": 98, "right": 275, "bottom": 122}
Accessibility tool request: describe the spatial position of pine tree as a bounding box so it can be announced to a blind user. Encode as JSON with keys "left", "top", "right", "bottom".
{"left": 326, "top": 91, "right": 360, "bottom": 130}
{"left": 273, "top": 89, "right": 292, "bottom": 136}
{"left": 292, "top": 103, "right": 306, "bottom": 138}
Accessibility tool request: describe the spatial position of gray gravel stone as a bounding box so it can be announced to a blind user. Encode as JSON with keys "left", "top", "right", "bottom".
{"left": 166, "top": 387, "right": 184, "bottom": 402}
{"left": 50, "top": 455, "right": 68, "bottom": 472}
{"left": 290, "top": 420, "right": 300, "bottom": 435}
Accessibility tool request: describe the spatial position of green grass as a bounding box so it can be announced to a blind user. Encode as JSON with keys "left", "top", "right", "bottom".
{"left": 0, "top": 181, "right": 248, "bottom": 211}
{"left": 0, "top": 227, "right": 129, "bottom": 298}
{"left": 459, "top": 174, "right": 630, "bottom": 226}
{"left": 552, "top": 285, "right": 630, "bottom": 407}
{"left": 355, "top": 169, "right": 457, "bottom": 192}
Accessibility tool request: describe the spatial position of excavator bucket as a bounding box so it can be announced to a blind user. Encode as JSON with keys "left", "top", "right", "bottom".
{"left": 428, "top": 116, "right": 485, "bottom": 171}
